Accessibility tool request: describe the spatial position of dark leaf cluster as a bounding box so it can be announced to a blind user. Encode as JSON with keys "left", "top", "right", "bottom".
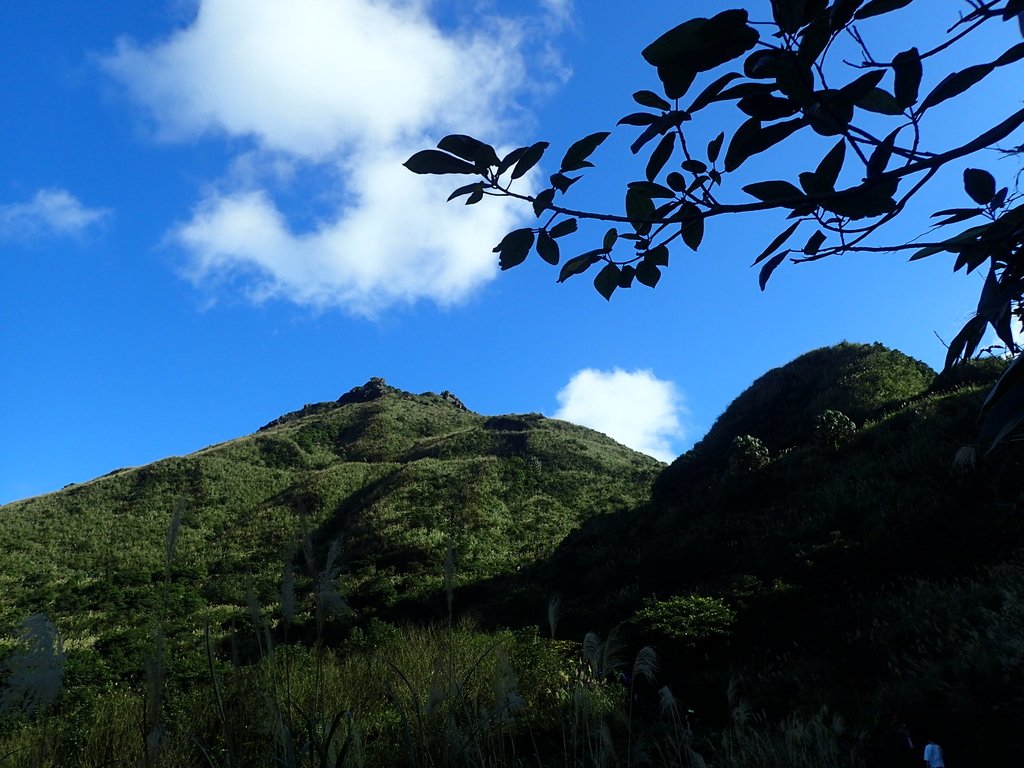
{"left": 406, "top": 1, "right": 1024, "bottom": 445}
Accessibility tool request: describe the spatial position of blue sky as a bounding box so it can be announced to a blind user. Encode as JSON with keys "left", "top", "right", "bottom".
{"left": 2, "top": 1, "right": 1022, "bottom": 504}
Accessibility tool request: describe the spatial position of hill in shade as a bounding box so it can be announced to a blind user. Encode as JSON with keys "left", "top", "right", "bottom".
{"left": 514, "top": 344, "right": 1023, "bottom": 763}
{"left": 654, "top": 341, "right": 935, "bottom": 498}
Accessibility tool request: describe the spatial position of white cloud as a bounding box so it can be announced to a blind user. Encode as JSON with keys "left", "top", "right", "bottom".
{"left": 554, "top": 369, "right": 686, "bottom": 462}
{"left": 103, "top": 0, "right": 557, "bottom": 313}
{"left": 104, "top": 0, "right": 525, "bottom": 158}
{"left": 176, "top": 147, "right": 521, "bottom": 313}
{"left": 0, "top": 189, "right": 110, "bottom": 240}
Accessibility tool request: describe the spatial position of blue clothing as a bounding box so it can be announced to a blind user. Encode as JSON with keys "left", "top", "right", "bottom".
{"left": 923, "top": 741, "right": 945, "bottom": 767}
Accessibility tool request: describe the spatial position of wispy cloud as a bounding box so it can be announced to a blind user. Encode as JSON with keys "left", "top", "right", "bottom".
{"left": 540, "top": 0, "right": 574, "bottom": 28}
{"left": 554, "top": 368, "right": 686, "bottom": 462}
{"left": 104, "top": 0, "right": 565, "bottom": 314}
{"left": 0, "top": 189, "right": 110, "bottom": 241}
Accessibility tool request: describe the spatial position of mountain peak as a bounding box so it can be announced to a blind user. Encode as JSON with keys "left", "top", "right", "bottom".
{"left": 336, "top": 376, "right": 394, "bottom": 406}
{"left": 258, "top": 378, "right": 470, "bottom": 432}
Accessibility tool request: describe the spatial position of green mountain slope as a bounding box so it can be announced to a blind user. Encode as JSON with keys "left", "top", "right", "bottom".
{"left": 0, "top": 378, "right": 661, "bottom": 682}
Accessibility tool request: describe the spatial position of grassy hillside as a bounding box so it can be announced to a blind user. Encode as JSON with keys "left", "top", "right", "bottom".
{"left": 0, "top": 378, "right": 661, "bottom": 686}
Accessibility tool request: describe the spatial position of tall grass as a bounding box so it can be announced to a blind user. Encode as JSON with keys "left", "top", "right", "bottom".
{"left": 0, "top": 504, "right": 873, "bottom": 768}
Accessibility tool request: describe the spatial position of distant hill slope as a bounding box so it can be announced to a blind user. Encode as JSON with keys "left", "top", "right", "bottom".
{"left": 0, "top": 378, "right": 661, "bottom": 681}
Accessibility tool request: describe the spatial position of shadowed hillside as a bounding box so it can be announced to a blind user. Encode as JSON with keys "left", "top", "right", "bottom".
{"left": 517, "top": 346, "right": 1024, "bottom": 763}
{"left": 654, "top": 342, "right": 936, "bottom": 497}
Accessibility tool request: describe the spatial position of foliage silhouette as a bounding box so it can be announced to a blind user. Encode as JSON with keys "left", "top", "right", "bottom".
{"left": 407, "top": 1, "right": 1024, "bottom": 448}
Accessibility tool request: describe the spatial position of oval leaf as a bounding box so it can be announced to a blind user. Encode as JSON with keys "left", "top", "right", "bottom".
{"left": 493, "top": 228, "right": 535, "bottom": 270}
{"left": 558, "top": 250, "right": 603, "bottom": 282}
{"left": 708, "top": 132, "right": 725, "bottom": 164}
{"left": 561, "top": 132, "right": 612, "bottom": 172}
{"left": 635, "top": 260, "right": 662, "bottom": 288}
{"left": 678, "top": 203, "right": 705, "bottom": 251}
{"left": 803, "top": 229, "right": 827, "bottom": 255}
{"left": 742, "top": 180, "right": 805, "bottom": 206}
{"left": 602, "top": 227, "right": 618, "bottom": 252}
{"left": 549, "top": 218, "right": 579, "bottom": 239}
{"left": 633, "top": 90, "right": 671, "bottom": 110}
{"left": 963, "top": 168, "right": 996, "bottom": 206}
{"left": 857, "top": 87, "right": 904, "bottom": 115}
{"left": 724, "top": 118, "right": 805, "bottom": 172}
{"left": 839, "top": 69, "right": 885, "bottom": 102}
{"left": 892, "top": 48, "right": 922, "bottom": 108}
{"left": 855, "top": 0, "right": 912, "bottom": 20}
{"left": 814, "top": 140, "right": 847, "bottom": 191}
{"left": 628, "top": 180, "right": 676, "bottom": 198}
{"left": 497, "top": 146, "right": 528, "bottom": 175}
{"left": 536, "top": 229, "right": 560, "bottom": 265}
{"left": 533, "top": 188, "right": 556, "bottom": 217}
{"left": 919, "top": 63, "right": 994, "bottom": 112}
{"left": 867, "top": 128, "right": 899, "bottom": 178}
{"left": 447, "top": 182, "right": 484, "bottom": 202}
{"left": 618, "top": 112, "right": 659, "bottom": 127}
{"left": 758, "top": 251, "right": 789, "bottom": 290}
{"left": 642, "top": 10, "right": 759, "bottom": 74}
{"left": 752, "top": 220, "right": 801, "bottom": 265}
{"left": 594, "top": 263, "right": 621, "bottom": 300}
{"left": 798, "top": 16, "right": 831, "bottom": 64}
{"left": 686, "top": 71, "right": 743, "bottom": 113}
{"left": 437, "top": 134, "right": 499, "bottom": 168}
{"left": 511, "top": 142, "right": 550, "bottom": 180}
{"left": 820, "top": 179, "right": 900, "bottom": 219}
{"left": 646, "top": 132, "right": 676, "bottom": 182}
{"left": 626, "top": 189, "right": 656, "bottom": 234}
{"left": 404, "top": 150, "right": 477, "bottom": 175}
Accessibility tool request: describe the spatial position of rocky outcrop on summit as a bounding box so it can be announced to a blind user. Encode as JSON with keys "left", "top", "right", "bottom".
{"left": 337, "top": 377, "right": 394, "bottom": 406}
{"left": 439, "top": 390, "right": 469, "bottom": 412}
{"left": 259, "top": 378, "right": 396, "bottom": 431}
{"left": 260, "top": 379, "right": 473, "bottom": 431}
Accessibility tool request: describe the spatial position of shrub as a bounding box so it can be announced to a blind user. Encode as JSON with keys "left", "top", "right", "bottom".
{"left": 729, "top": 435, "right": 769, "bottom": 473}
{"left": 815, "top": 410, "right": 857, "bottom": 450}
{"left": 631, "top": 595, "right": 736, "bottom": 648}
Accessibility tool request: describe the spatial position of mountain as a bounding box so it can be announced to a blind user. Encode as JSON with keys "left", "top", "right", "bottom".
{"left": 518, "top": 344, "right": 1024, "bottom": 761}
{"left": 0, "top": 377, "right": 662, "bottom": 681}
